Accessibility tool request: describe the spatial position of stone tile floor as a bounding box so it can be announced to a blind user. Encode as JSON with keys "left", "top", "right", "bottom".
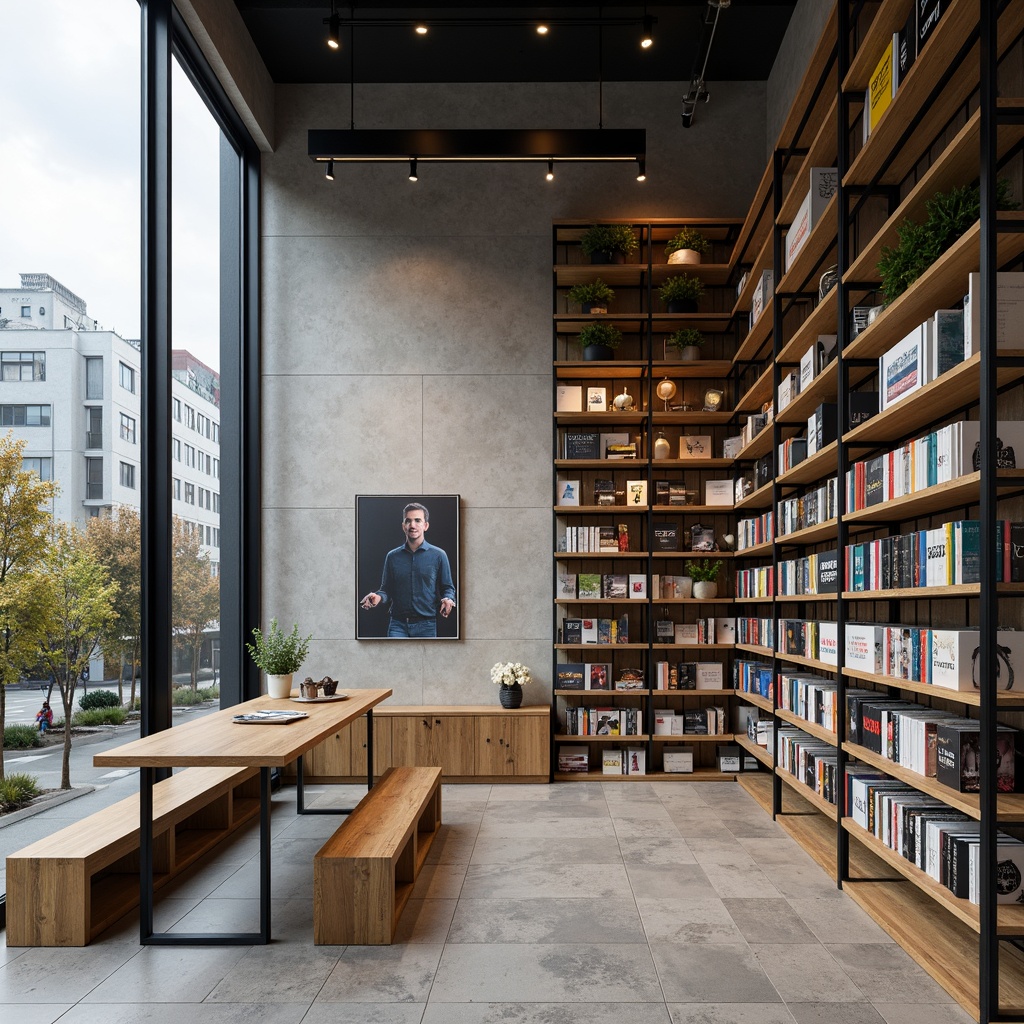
{"left": 0, "top": 779, "right": 975, "bottom": 1024}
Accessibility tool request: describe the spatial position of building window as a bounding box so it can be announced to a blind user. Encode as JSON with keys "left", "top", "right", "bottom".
{"left": 86, "top": 407, "right": 102, "bottom": 448}
{"left": 20, "top": 306, "right": 30, "bottom": 318}
{"left": 212, "top": 492, "right": 220, "bottom": 513}
{"left": 196, "top": 413, "right": 205, "bottom": 436}
{"left": 172, "top": 397, "right": 181, "bottom": 421}
{"left": 185, "top": 405, "right": 195, "bottom": 430}
{"left": 212, "top": 422, "right": 219, "bottom": 444}
{"left": 173, "top": 477, "right": 181, "bottom": 500}
{"left": 2, "top": 352, "right": 45, "bottom": 381}
{"left": 205, "top": 524, "right": 212, "bottom": 545}
{"left": 173, "top": 438, "right": 181, "bottom": 461}
{"left": 119, "top": 412, "right": 136, "bottom": 443}
{"left": 211, "top": 561, "right": 219, "bottom": 577}
{"left": 213, "top": 458, "right": 220, "bottom": 479}
{"left": 184, "top": 482, "right": 195, "bottom": 505}
{"left": 184, "top": 444, "right": 195, "bottom": 468}
{"left": 85, "top": 356, "right": 103, "bottom": 399}
{"left": 85, "top": 457, "right": 103, "bottom": 500}
{"left": 1, "top": 404, "right": 51, "bottom": 427}
{"left": 119, "top": 361, "right": 136, "bottom": 393}
{"left": 119, "top": 461, "right": 136, "bottom": 489}
{"left": 22, "top": 457, "right": 52, "bottom": 481}
{"left": 212, "top": 528, "right": 220, "bottom": 548}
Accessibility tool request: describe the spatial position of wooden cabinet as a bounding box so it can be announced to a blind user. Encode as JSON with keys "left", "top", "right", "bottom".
{"left": 295, "top": 705, "right": 549, "bottom": 782}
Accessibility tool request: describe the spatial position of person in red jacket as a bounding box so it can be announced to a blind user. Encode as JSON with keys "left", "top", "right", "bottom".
{"left": 34, "top": 701, "right": 52, "bottom": 734}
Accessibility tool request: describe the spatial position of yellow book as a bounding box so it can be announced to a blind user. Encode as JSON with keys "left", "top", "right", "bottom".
{"left": 868, "top": 39, "right": 894, "bottom": 135}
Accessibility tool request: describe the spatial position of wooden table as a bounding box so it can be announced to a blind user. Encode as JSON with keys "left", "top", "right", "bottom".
{"left": 94, "top": 687, "right": 392, "bottom": 945}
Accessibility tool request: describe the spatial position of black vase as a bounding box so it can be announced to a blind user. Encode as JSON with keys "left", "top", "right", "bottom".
{"left": 583, "top": 344, "right": 614, "bottom": 361}
{"left": 590, "top": 251, "right": 626, "bottom": 265}
{"left": 499, "top": 684, "right": 523, "bottom": 709}
{"left": 666, "top": 299, "right": 699, "bottom": 314}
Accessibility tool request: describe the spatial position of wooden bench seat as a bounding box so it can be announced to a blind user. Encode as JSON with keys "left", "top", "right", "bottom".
{"left": 5, "top": 765, "right": 260, "bottom": 946}
{"left": 313, "top": 765, "right": 442, "bottom": 945}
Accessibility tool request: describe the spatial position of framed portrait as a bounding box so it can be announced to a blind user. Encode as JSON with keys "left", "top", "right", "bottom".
{"left": 355, "top": 495, "right": 460, "bottom": 640}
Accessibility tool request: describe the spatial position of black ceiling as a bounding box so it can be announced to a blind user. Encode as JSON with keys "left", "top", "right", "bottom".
{"left": 234, "top": 2, "right": 797, "bottom": 85}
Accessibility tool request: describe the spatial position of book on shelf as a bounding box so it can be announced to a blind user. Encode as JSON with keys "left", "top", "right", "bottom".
{"left": 557, "top": 479, "right": 580, "bottom": 506}
{"left": 679, "top": 434, "right": 712, "bottom": 460}
{"left": 784, "top": 167, "right": 838, "bottom": 273}
{"left": 587, "top": 386, "right": 607, "bottom": 412}
{"left": 593, "top": 478, "right": 616, "bottom": 505}
{"left": 594, "top": 708, "right": 621, "bottom": 735}
{"left": 893, "top": 7, "right": 916, "bottom": 91}
{"left": 615, "top": 666, "right": 645, "bottom": 690}
{"left": 588, "top": 663, "right": 611, "bottom": 690}
{"left": 916, "top": 0, "right": 945, "bottom": 52}
{"left": 654, "top": 480, "right": 670, "bottom": 505}
{"left": 556, "top": 385, "right": 583, "bottom": 412}
{"left": 705, "top": 480, "right": 733, "bottom": 506}
{"left": 690, "top": 523, "right": 717, "bottom": 552}
{"left": 580, "top": 618, "right": 598, "bottom": 644}
{"left": 654, "top": 523, "right": 678, "bottom": 551}
{"left": 626, "top": 479, "right": 648, "bottom": 507}
{"left": 866, "top": 38, "right": 894, "bottom": 137}
{"left": 562, "top": 618, "right": 582, "bottom": 644}
{"left": 597, "top": 618, "right": 613, "bottom": 644}
{"left": 936, "top": 722, "right": 1016, "bottom": 793}
{"left": 598, "top": 527, "right": 619, "bottom": 552}
{"left": 964, "top": 272, "right": 1024, "bottom": 355}
{"left": 674, "top": 623, "right": 700, "bottom": 645}
{"left": 602, "top": 574, "right": 628, "bottom": 598}
{"left": 628, "top": 573, "right": 647, "bottom": 599}
{"left": 931, "top": 309, "right": 965, "bottom": 378}
{"left": 656, "top": 620, "right": 674, "bottom": 643}
{"left": 695, "top": 662, "right": 725, "bottom": 689}
{"left": 602, "top": 749, "right": 624, "bottom": 775}
{"left": 563, "top": 430, "right": 600, "bottom": 460}
{"left": 578, "top": 573, "right": 601, "bottom": 599}
{"left": 653, "top": 710, "right": 676, "bottom": 736}
{"left": 557, "top": 745, "right": 589, "bottom": 773}
{"left": 617, "top": 522, "right": 630, "bottom": 551}
{"left": 722, "top": 434, "right": 743, "bottom": 459}
{"left": 556, "top": 663, "right": 585, "bottom": 690}
{"left": 880, "top": 323, "right": 930, "bottom": 412}
{"left": 663, "top": 748, "right": 694, "bottom": 773}
{"left": 599, "top": 431, "right": 631, "bottom": 458}
{"left": 624, "top": 746, "right": 646, "bottom": 776}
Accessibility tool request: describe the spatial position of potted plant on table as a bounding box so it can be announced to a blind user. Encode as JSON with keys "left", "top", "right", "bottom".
{"left": 659, "top": 274, "right": 704, "bottom": 313}
{"left": 246, "top": 618, "right": 313, "bottom": 699}
{"left": 578, "top": 321, "right": 622, "bottom": 361}
{"left": 567, "top": 278, "right": 615, "bottom": 314}
{"left": 666, "top": 327, "right": 705, "bottom": 361}
{"left": 665, "top": 227, "right": 711, "bottom": 265}
{"left": 687, "top": 559, "right": 723, "bottom": 600}
{"left": 491, "top": 661, "right": 532, "bottom": 709}
{"left": 580, "top": 224, "right": 639, "bottom": 265}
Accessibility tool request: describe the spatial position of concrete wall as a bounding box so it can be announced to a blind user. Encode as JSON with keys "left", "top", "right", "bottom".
{"left": 260, "top": 79, "right": 766, "bottom": 706}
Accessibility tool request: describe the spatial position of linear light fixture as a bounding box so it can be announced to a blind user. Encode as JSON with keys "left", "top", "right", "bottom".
{"left": 309, "top": 129, "right": 646, "bottom": 178}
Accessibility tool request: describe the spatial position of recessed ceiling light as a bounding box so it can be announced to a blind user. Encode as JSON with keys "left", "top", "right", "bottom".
{"left": 536, "top": 24, "right": 549, "bottom": 35}
{"left": 415, "top": 24, "right": 428, "bottom": 35}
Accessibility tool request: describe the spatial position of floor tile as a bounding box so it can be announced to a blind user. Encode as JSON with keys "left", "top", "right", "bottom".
{"left": 635, "top": 897, "right": 746, "bottom": 944}
{"left": 824, "top": 944, "right": 955, "bottom": 1003}
{"left": 624, "top": 862, "right": 716, "bottom": 899}
{"left": 651, "top": 943, "right": 781, "bottom": 1003}
{"left": 316, "top": 944, "right": 445, "bottom": 1003}
{"left": 723, "top": 897, "right": 819, "bottom": 944}
{"left": 617, "top": 837, "right": 697, "bottom": 865}
{"left": 667, "top": 1004, "right": 796, "bottom": 1024}
{"left": 460, "top": 863, "right": 629, "bottom": 900}
{"left": 82, "top": 945, "right": 249, "bottom": 1002}
{"left": 749, "top": 943, "right": 866, "bottom": 1003}
{"left": 447, "top": 898, "right": 645, "bottom": 943}
{"left": 58, "top": 1005, "right": 309, "bottom": 1023}
{"left": 0, "top": 947, "right": 140, "bottom": 1003}
{"left": 301, "top": 1005, "right": 426, "bottom": 1024}
{"left": 393, "top": 899, "right": 457, "bottom": 943}
{"left": 204, "top": 945, "right": 341, "bottom": 1003}
{"left": 787, "top": 898, "right": 893, "bottom": 945}
{"left": 421, "top": 1003, "right": 671, "bottom": 1024}
{"left": 788, "top": 1003, "right": 887, "bottom": 1023}
{"left": 430, "top": 942, "right": 662, "bottom": 1002}
{"left": 470, "top": 835, "right": 621, "bottom": 866}
{"left": 873, "top": 1005, "right": 976, "bottom": 1024}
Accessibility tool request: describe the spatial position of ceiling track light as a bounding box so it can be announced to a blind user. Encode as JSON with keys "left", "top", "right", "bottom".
{"left": 325, "top": 159, "right": 334, "bottom": 181}
{"left": 641, "top": 14, "right": 654, "bottom": 48}
{"left": 536, "top": 24, "right": 549, "bottom": 35}
{"left": 546, "top": 159, "right": 554, "bottom": 182}
{"left": 636, "top": 158, "right": 646, "bottom": 182}
{"left": 326, "top": 5, "right": 340, "bottom": 50}
{"left": 409, "top": 157, "right": 418, "bottom": 181}
{"left": 414, "top": 24, "right": 428, "bottom": 35}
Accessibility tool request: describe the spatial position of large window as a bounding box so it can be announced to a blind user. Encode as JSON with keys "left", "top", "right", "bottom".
{"left": 119, "top": 412, "right": 136, "bottom": 443}
{"left": 1, "top": 404, "right": 51, "bottom": 426}
{"left": 22, "top": 457, "right": 52, "bottom": 481}
{"left": 85, "top": 457, "right": 103, "bottom": 500}
{"left": 85, "top": 357, "right": 103, "bottom": 399}
{"left": 2, "top": 351, "right": 45, "bottom": 381}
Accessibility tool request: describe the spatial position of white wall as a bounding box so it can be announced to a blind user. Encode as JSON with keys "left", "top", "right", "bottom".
{"left": 260, "top": 79, "right": 767, "bottom": 706}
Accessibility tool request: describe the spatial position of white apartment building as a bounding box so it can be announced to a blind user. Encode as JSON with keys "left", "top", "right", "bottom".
{"left": 0, "top": 274, "right": 220, "bottom": 573}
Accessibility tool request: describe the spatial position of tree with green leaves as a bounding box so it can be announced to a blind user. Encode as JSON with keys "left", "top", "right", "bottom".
{"left": 0, "top": 431, "right": 58, "bottom": 781}
{"left": 32, "top": 522, "right": 118, "bottom": 789}
{"left": 172, "top": 516, "right": 220, "bottom": 691}
{"left": 85, "top": 507, "right": 142, "bottom": 708}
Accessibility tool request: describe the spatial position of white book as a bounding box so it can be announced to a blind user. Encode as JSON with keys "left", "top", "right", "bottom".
{"left": 626, "top": 480, "right": 648, "bottom": 507}
{"left": 695, "top": 662, "right": 725, "bottom": 689}
{"left": 705, "top": 479, "right": 734, "bottom": 506}
{"left": 628, "top": 573, "right": 647, "bottom": 600}
{"left": 556, "top": 385, "right": 583, "bottom": 412}
{"left": 800, "top": 345, "right": 817, "bottom": 391}
{"left": 557, "top": 479, "right": 580, "bottom": 506}
{"left": 963, "top": 271, "right": 1024, "bottom": 356}
{"left": 587, "top": 386, "right": 607, "bottom": 412}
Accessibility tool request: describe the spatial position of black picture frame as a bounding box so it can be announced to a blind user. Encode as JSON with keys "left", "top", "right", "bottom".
{"left": 355, "top": 494, "right": 460, "bottom": 640}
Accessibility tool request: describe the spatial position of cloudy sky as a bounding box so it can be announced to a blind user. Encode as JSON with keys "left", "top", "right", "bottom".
{"left": 0, "top": 0, "right": 221, "bottom": 370}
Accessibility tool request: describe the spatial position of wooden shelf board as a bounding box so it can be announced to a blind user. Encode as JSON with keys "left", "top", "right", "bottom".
{"left": 774, "top": 362, "right": 835, "bottom": 424}
{"left": 843, "top": 0, "right": 914, "bottom": 91}
{"left": 842, "top": 740, "right": 1024, "bottom": 822}
{"left": 777, "top": 94, "right": 839, "bottom": 225}
{"left": 553, "top": 505, "right": 648, "bottom": 514}
{"left": 651, "top": 733, "right": 734, "bottom": 744}
{"left": 653, "top": 688, "right": 735, "bottom": 697}
{"left": 775, "top": 288, "right": 837, "bottom": 366}
{"left": 735, "top": 480, "right": 774, "bottom": 511}
{"left": 554, "top": 598, "right": 641, "bottom": 606}
{"left": 554, "top": 411, "right": 648, "bottom": 425}
{"left": 652, "top": 359, "right": 733, "bottom": 378}
{"left": 775, "top": 707, "right": 836, "bottom": 745}
{"left": 650, "top": 458, "right": 735, "bottom": 469}
{"left": 554, "top": 734, "right": 648, "bottom": 743}
{"left": 775, "top": 765, "right": 838, "bottom": 817}
{"left": 734, "top": 595, "right": 775, "bottom": 604}
{"left": 554, "top": 361, "right": 648, "bottom": 380}
{"left": 844, "top": 353, "right": 1024, "bottom": 446}
{"left": 738, "top": 541, "right": 773, "bottom": 557}
{"left": 735, "top": 643, "right": 775, "bottom": 659}
{"left": 735, "top": 733, "right": 773, "bottom": 767}
{"left": 735, "top": 363, "right": 774, "bottom": 415}
{"left": 777, "top": 193, "right": 838, "bottom": 296}
{"left": 776, "top": 652, "right": 836, "bottom": 673}
{"left": 842, "top": 584, "right": 980, "bottom": 600}
{"left": 653, "top": 550, "right": 737, "bottom": 560}
{"left": 777, "top": 517, "right": 838, "bottom": 548}
{"left": 841, "top": 665, "right": 1024, "bottom": 709}
{"left": 651, "top": 500, "right": 735, "bottom": 510}
{"left": 553, "top": 460, "right": 650, "bottom": 470}
{"left": 736, "top": 691, "right": 774, "bottom": 714}
{"left": 650, "top": 262, "right": 734, "bottom": 287}
{"left": 652, "top": 643, "right": 735, "bottom": 652}
{"left": 652, "top": 412, "right": 734, "bottom": 426}
{"left": 844, "top": 220, "right": 1024, "bottom": 364}
{"left": 553, "top": 265, "right": 647, "bottom": 286}
{"left": 844, "top": 470, "right": 1024, "bottom": 527}
{"left": 651, "top": 597, "right": 735, "bottom": 604}
{"left": 842, "top": 816, "right": 1024, "bottom": 936}
{"left": 734, "top": 306, "right": 774, "bottom": 365}
{"left": 554, "top": 689, "right": 650, "bottom": 697}
{"left": 731, "top": 166, "right": 774, "bottom": 274}
{"left": 554, "top": 643, "right": 649, "bottom": 650}
{"left": 777, "top": 440, "right": 838, "bottom": 487}
{"left": 776, "top": 592, "right": 838, "bottom": 603}
{"left": 735, "top": 426, "right": 774, "bottom": 461}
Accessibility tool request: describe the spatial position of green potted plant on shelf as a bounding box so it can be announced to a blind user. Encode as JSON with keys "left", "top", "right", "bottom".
{"left": 246, "top": 618, "right": 313, "bottom": 699}
{"left": 579, "top": 224, "right": 639, "bottom": 265}
{"left": 567, "top": 278, "right": 615, "bottom": 313}
{"left": 665, "top": 227, "right": 711, "bottom": 265}
{"left": 686, "top": 558, "right": 723, "bottom": 600}
{"left": 665, "top": 327, "right": 705, "bottom": 361}
{"left": 577, "top": 321, "right": 622, "bottom": 361}
{"left": 659, "top": 274, "right": 704, "bottom": 313}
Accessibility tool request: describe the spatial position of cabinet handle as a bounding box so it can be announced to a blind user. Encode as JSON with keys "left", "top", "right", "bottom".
{"left": 422, "top": 719, "right": 431, "bottom": 729}
{"left": 435, "top": 718, "right": 441, "bottom": 725}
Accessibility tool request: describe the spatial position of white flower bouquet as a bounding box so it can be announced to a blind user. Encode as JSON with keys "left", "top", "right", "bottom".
{"left": 490, "top": 662, "right": 532, "bottom": 687}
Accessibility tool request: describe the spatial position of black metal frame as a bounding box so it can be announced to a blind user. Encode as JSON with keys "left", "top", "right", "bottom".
{"left": 295, "top": 709, "right": 376, "bottom": 814}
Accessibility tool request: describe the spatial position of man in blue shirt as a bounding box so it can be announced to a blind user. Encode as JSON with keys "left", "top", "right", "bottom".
{"left": 359, "top": 503, "right": 456, "bottom": 638}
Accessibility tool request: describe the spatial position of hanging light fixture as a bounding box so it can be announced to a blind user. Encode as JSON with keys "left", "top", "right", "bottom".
{"left": 325, "top": 159, "right": 335, "bottom": 181}
{"left": 641, "top": 14, "right": 654, "bottom": 48}
{"left": 546, "top": 159, "right": 554, "bottom": 181}
{"left": 326, "top": 3, "right": 340, "bottom": 50}
{"left": 408, "top": 157, "right": 418, "bottom": 181}
{"left": 636, "top": 158, "right": 646, "bottom": 181}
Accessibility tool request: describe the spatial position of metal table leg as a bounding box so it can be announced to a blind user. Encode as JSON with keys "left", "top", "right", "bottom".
{"left": 296, "top": 709, "right": 374, "bottom": 815}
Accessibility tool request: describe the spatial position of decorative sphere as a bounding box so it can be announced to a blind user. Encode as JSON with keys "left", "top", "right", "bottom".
{"left": 656, "top": 378, "right": 677, "bottom": 403}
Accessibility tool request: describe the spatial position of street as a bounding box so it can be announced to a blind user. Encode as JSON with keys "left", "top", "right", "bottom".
{"left": 4, "top": 682, "right": 125, "bottom": 727}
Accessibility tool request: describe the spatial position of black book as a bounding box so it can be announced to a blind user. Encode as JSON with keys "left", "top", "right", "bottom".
{"left": 864, "top": 456, "right": 884, "bottom": 507}
{"left": 848, "top": 391, "right": 879, "bottom": 430}
{"left": 859, "top": 702, "right": 886, "bottom": 755}
{"left": 895, "top": 8, "right": 916, "bottom": 88}
{"left": 555, "top": 663, "right": 585, "bottom": 690}
{"left": 563, "top": 618, "right": 583, "bottom": 645}
{"left": 815, "top": 403, "right": 838, "bottom": 450}
{"left": 677, "top": 662, "right": 697, "bottom": 690}
{"left": 564, "top": 430, "right": 600, "bottom": 460}
{"left": 917, "top": 0, "right": 945, "bottom": 52}
{"left": 653, "top": 523, "right": 678, "bottom": 551}
{"left": 815, "top": 550, "right": 838, "bottom": 594}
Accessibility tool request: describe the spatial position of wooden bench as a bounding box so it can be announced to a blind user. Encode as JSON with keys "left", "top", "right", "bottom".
{"left": 313, "top": 765, "right": 442, "bottom": 945}
{"left": 5, "top": 765, "right": 260, "bottom": 946}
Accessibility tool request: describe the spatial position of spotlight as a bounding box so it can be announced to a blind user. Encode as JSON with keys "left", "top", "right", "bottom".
{"left": 409, "top": 157, "right": 418, "bottom": 181}
{"left": 636, "top": 158, "right": 646, "bottom": 182}
{"left": 536, "top": 24, "right": 549, "bottom": 35}
{"left": 325, "top": 159, "right": 334, "bottom": 181}
{"left": 546, "top": 159, "right": 554, "bottom": 182}
{"left": 414, "top": 24, "right": 428, "bottom": 35}
{"left": 327, "top": 11, "right": 340, "bottom": 50}
{"left": 641, "top": 15, "right": 654, "bottom": 48}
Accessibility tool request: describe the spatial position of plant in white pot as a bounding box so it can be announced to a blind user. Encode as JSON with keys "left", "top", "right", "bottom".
{"left": 246, "top": 619, "right": 313, "bottom": 699}
{"left": 688, "top": 559, "right": 723, "bottom": 600}
{"left": 666, "top": 327, "right": 705, "bottom": 361}
{"left": 665, "top": 227, "right": 710, "bottom": 265}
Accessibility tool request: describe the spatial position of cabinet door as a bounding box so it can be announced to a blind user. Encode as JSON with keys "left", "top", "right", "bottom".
{"left": 392, "top": 714, "right": 476, "bottom": 775}
{"left": 476, "top": 716, "right": 516, "bottom": 775}
{"left": 348, "top": 714, "right": 392, "bottom": 777}
{"left": 308, "top": 728, "right": 351, "bottom": 776}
